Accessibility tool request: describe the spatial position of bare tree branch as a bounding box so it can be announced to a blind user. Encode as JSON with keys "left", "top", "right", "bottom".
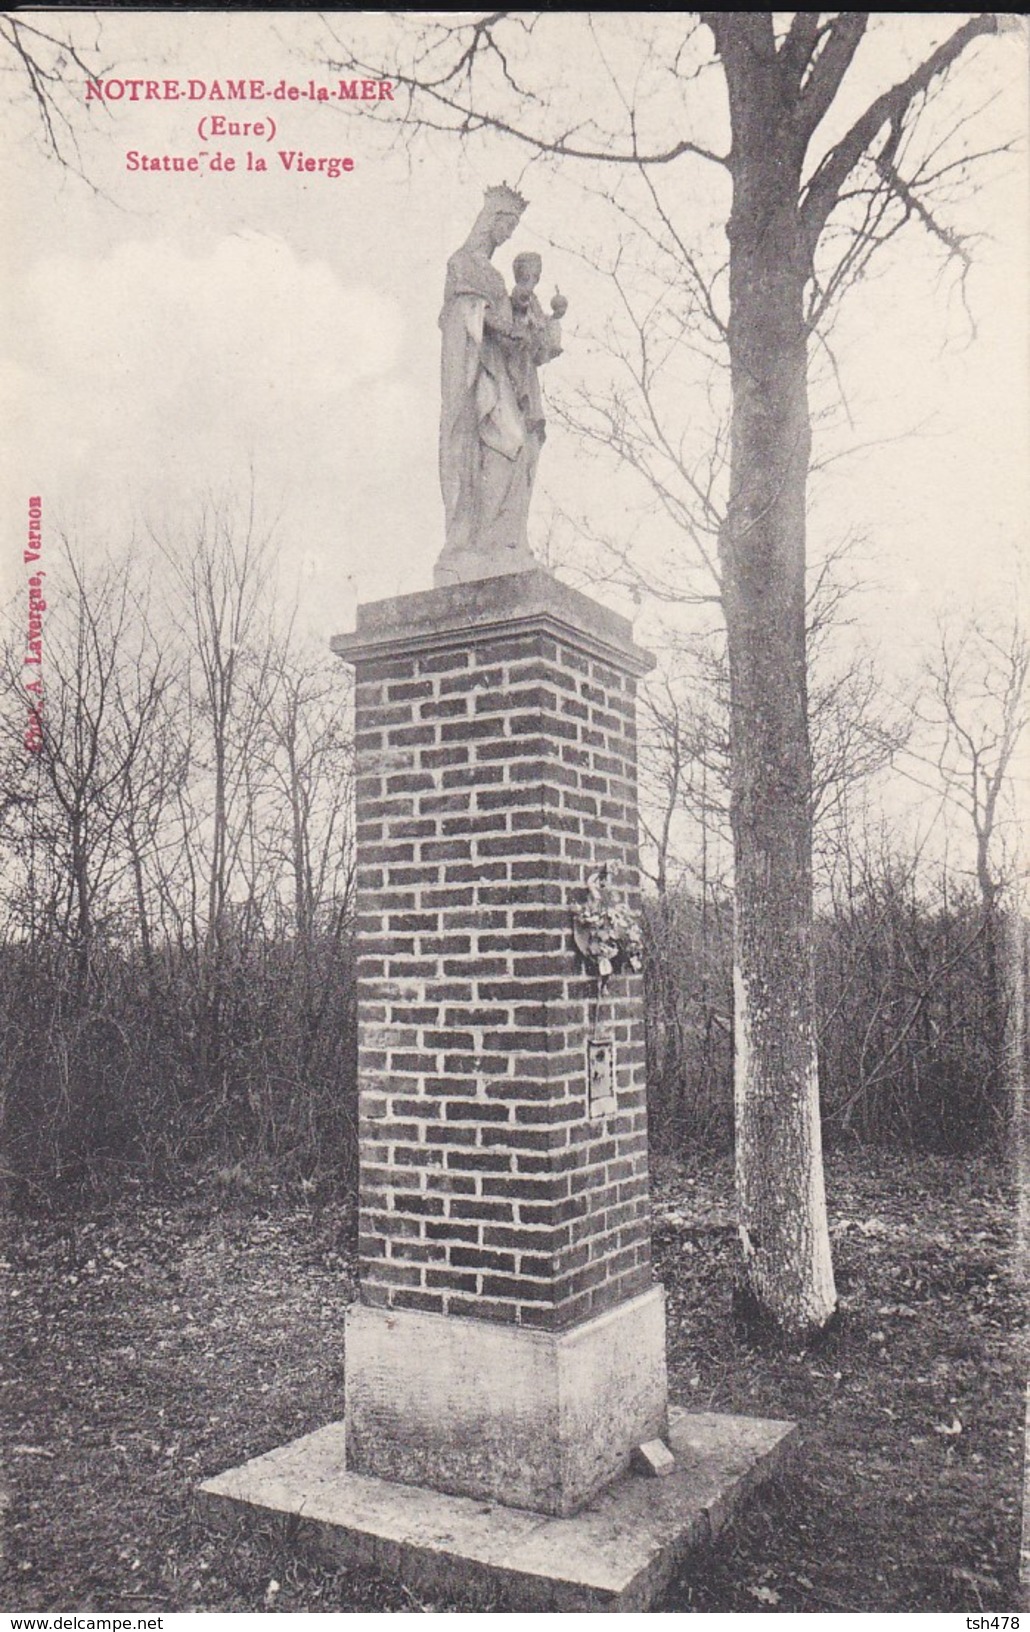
{"left": 800, "top": 14, "right": 1000, "bottom": 253}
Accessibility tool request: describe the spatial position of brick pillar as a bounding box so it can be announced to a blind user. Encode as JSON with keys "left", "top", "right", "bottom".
{"left": 332, "top": 569, "right": 666, "bottom": 1517}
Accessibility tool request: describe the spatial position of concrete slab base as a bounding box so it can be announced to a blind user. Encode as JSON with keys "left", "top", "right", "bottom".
{"left": 199, "top": 1406, "right": 797, "bottom": 1611}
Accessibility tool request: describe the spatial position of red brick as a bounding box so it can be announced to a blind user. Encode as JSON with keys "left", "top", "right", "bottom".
{"left": 347, "top": 608, "right": 655, "bottom": 1331}
{"left": 450, "top": 1247, "right": 516, "bottom": 1272}
{"left": 480, "top": 1275, "right": 552, "bottom": 1301}
{"left": 425, "top": 1270, "right": 478, "bottom": 1293}
{"left": 391, "top": 1289, "right": 447, "bottom": 1313}
{"left": 420, "top": 650, "right": 469, "bottom": 674}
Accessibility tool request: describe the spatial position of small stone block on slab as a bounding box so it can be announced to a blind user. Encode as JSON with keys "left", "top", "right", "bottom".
{"left": 632, "top": 1438, "right": 676, "bottom": 1478}
{"left": 199, "top": 1405, "right": 798, "bottom": 1612}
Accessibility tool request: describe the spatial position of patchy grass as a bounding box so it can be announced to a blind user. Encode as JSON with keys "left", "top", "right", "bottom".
{"left": 1, "top": 1150, "right": 1023, "bottom": 1612}
{"left": 651, "top": 1150, "right": 1024, "bottom": 1612}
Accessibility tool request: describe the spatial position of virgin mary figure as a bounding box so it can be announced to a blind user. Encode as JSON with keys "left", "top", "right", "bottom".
{"left": 435, "top": 185, "right": 539, "bottom": 585}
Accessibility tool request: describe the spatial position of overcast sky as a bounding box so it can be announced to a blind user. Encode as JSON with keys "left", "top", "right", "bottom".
{"left": 1, "top": 11, "right": 1026, "bottom": 678}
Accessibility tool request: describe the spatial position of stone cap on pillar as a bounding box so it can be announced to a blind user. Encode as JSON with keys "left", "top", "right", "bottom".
{"left": 331, "top": 568, "right": 655, "bottom": 678}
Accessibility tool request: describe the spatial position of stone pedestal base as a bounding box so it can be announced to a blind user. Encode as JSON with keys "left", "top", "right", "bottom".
{"left": 200, "top": 1406, "right": 798, "bottom": 1611}
{"left": 432, "top": 544, "right": 540, "bottom": 587}
{"left": 345, "top": 1286, "right": 667, "bottom": 1516}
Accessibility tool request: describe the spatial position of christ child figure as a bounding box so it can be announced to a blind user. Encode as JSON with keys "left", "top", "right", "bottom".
{"left": 509, "top": 251, "right": 566, "bottom": 447}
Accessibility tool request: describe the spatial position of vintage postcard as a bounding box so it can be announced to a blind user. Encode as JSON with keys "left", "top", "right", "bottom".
{"left": 1, "top": 11, "right": 1026, "bottom": 1617}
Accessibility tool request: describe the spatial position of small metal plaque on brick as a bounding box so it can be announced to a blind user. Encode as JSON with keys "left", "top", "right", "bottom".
{"left": 587, "top": 1035, "right": 617, "bottom": 1119}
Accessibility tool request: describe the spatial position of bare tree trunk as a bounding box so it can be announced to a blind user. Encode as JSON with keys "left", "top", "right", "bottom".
{"left": 717, "top": 19, "right": 836, "bottom": 1334}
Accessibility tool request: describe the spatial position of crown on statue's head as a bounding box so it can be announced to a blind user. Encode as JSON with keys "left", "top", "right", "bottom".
{"left": 485, "top": 182, "right": 528, "bottom": 216}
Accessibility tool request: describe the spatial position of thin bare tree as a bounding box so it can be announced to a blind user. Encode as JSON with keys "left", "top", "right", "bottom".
{"left": 0, "top": 11, "right": 106, "bottom": 178}
{"left": 923, "top": 612, "right": 1028, "bottom": 1098}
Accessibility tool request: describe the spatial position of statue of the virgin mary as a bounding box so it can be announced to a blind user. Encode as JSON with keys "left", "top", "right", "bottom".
{"left": 435, "top": 185, "right": 548, "bottom": 586}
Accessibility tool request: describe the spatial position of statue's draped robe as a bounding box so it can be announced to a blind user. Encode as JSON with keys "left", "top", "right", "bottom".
{"left": 511, "top": 291, "right": 561, "bottom": 518}
{"left": 438, "top": 243, "right": 531, "bottom": 556}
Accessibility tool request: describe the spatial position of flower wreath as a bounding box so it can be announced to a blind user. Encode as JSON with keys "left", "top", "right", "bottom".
{"left": 571, "top": 864, "right": 643, "bottom": 982}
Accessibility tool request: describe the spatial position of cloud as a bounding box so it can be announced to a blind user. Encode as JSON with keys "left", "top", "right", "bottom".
{"left": 9, "top": 233, "right": 404, "bottom": 508}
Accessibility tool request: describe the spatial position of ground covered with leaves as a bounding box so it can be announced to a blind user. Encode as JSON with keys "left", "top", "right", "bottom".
{"left": 2, "top": 1149, "right": 1023, "bottom": 1612}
